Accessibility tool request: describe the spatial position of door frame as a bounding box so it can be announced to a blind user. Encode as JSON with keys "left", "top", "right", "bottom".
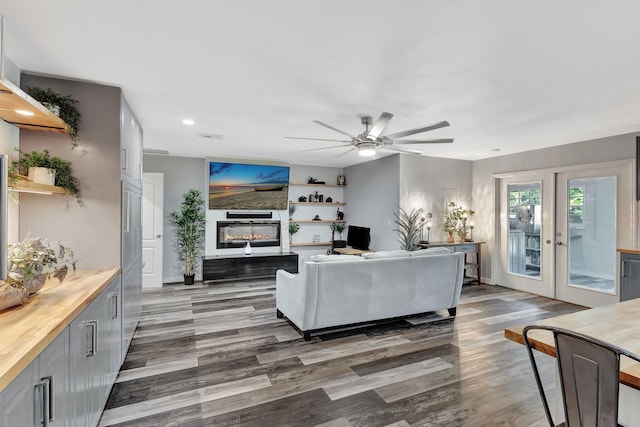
{"left": 493, "top": 159, "right": 636, "bottom": 302}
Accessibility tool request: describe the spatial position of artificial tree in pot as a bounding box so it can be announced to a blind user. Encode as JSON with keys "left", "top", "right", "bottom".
{"left": 169, "top": 189, "right": 206, "bottom": 285}
{"left": 393, "top": 207, "right": 423, "bottom": 251}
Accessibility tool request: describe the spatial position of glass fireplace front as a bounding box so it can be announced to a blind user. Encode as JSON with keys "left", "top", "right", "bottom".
{"left": 217, "top": 221, "right": 281, "bottom": 249}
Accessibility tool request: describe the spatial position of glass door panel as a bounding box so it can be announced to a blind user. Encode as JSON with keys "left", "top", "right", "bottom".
{"left": 555, "top": 165, "right": 632, "bottom": 307}
{"left": 498, "top": 173, "right": 554, "bottom": 298}
{"left": 507, "top": 183, "right": 542, "bottom": 278}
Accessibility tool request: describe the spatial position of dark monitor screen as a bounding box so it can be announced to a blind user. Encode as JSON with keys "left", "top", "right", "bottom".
{"left": 346, "top": 225, "right": 371, "bottom": 250}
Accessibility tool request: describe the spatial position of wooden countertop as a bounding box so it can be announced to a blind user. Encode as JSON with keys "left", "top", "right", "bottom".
{"left": 0, "top": 269, "right": 120, "bottom": 392}
{"left": 618, "top": 248, "right": 640, "bottom": 255}
{"left": 505, "top": 298, "right": 640, "bottom": 390}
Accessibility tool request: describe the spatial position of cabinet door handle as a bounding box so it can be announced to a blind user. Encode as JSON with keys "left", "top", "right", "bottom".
{"left": 121, "top": 148, "right": 128, "bottom": 170}
{"left": 86, "top": 320, "right": 98, "bottom": 356}
{"left": 42, "top": 375, "right": 55, "bottom": 422}
{"left": 622, "top": 260, "right": 628, "bottom": 278}
{"left": 35, "top": 376, "right": 51, "bottom": 427}
{"left": 112, "top": 292, "right": 119, "bottom": 319}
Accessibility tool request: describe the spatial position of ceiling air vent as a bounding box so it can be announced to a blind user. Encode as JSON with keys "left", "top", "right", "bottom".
{"left": 199, "top": 133, "right": 223, "bottom": 140}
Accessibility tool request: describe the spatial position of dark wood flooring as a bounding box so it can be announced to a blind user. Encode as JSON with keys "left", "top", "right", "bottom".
{"left": 98, "top": 280, "right": 584, "bottom": 427}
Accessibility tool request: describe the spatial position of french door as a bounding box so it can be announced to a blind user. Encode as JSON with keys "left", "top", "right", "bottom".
{"left": 497, "top": 161, "right": 634, "bottom": 307}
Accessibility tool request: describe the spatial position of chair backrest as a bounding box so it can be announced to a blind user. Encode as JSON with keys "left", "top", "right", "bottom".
{"left": 523, "top": 325, "right": 640, "bottom": 427}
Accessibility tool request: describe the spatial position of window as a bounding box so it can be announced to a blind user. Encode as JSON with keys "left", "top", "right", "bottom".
{"left": 569, "top": 185, "right": 584, "bottom": 224}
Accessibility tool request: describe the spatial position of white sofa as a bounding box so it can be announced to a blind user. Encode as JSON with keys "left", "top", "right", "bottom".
{"left": 276, "top": 249, "right": 465, "bottom": 340}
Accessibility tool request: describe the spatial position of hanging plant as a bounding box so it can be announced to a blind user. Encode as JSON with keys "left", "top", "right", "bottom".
{"left": 24, "top": 86, "right": 81, "bottom": 147}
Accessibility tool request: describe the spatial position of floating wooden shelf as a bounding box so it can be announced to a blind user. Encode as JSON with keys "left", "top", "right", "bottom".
{"left": 0, "top": 79, "right": 69, "bottom": 133}
{"left": 290, "top": 183, "right": 346, "bottom": 188}
{"left": 292, "top": 220, "right": 346, "bottom": 223}
{"left": 290, "top": 242, "right": 332, "bottom": 247}
{"left": 9, "top": 175, "right": 66, "bottom": 195}
{"left": 290, "top": 202, "right": 346, "bottom": 206}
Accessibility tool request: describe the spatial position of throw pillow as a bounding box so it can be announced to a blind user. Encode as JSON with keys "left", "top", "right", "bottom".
{"left": 361, "top": 250, "right": 411, "bottom": 260}
{"left": 309, "top": 254, "right": 364, "bottom": 262}
{"left": 410, "top": 247, "right": 452, "bottom": 257}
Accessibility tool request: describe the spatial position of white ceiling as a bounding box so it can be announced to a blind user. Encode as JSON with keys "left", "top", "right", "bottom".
{"left": 3, "top": 1, "right": 640, "bottom": 167}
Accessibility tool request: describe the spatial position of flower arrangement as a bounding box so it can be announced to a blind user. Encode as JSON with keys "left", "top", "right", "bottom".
{"left": 0, "top": 236, "right": 77, "bottom": 311}
{"left": 442, "top": 202, "right": 475, "bottom": 242}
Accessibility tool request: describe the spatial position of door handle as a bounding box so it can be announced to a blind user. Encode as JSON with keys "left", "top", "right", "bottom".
{"left": 556, "top": 241, "right": 563, "bottom": 246}
{"left": 156, "top": 234, "right": 162, "bottom": 238}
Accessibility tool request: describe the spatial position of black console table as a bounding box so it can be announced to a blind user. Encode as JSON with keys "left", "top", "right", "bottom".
{"left": 202, "top": 252, "right": 298, "bottom": 282}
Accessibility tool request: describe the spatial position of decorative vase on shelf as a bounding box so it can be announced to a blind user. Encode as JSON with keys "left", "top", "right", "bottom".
{"left": 447, "top": 232, "right": 455, "bottom": 243}
{"left": 28, "top": 167, "right": 56, "bottom": 186}
{"left": 244, "top": 241, "right": 252, "bottom": 256}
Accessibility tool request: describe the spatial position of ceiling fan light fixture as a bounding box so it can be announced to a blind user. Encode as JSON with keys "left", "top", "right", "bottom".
{"left": 358, "top": 143, "right": 377, "bottom": 157}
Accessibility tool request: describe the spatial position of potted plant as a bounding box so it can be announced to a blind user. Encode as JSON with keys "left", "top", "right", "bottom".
{"left": 11, "top": 149, "right": 82, "bottom": 206}
{"left": 288, "top": 222, "right": 299, "bottom": 244}
{"left": 0, "top": 236, "right": 76, "bottom": 311}
{"left": 24, "top": 86, "right": 82, "bottom": 147}
{"left": 330, "top": 222, "right": 346, "bottom": 249}
{"left": 168, "top": 189, "right": 206, "bottom": 285}
{"left": 393, "top": 208, "right": 423, "bottom": 251}
{"left": 288, "top": 203, "right": 297, "bottom": 220}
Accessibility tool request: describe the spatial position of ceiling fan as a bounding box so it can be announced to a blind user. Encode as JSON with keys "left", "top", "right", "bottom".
{"left": 286, "top": 112, "right": 453, "bottom": 157}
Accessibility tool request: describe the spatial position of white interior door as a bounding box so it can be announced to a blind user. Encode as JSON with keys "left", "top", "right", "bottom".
{"left": 555, "top": 164, "right": 634, "bottom": 307}
{"left": 497, "top": 172, "right": 555, "bottom": 298}
{"left": 142, "top": 173, "right": 164, "bottom": 287}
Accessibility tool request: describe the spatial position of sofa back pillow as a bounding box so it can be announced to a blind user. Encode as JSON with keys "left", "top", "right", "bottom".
{"left": 309, "top": 254, "right": 364, "bottom": 262}
{"left": 410, "top": 247, "right": 452, "bottom": 257}
{"left": 361, "top": 250, "right": 411, "bottom": 260}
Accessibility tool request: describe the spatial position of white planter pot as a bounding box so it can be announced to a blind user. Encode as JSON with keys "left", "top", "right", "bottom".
{"left": 28, "top": 167, "right": 56, "bottom": 186}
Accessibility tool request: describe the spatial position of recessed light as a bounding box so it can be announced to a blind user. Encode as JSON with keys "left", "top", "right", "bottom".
{"left": 16, "top": 109, "right": 34, "bottom": 116}
{"left": 182, "top": 119, "right": 195, "bottom": 125}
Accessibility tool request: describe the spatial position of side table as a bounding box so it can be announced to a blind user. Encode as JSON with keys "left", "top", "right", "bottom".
{"left": 417, "top": 241, "right": 484, "bottom": 285}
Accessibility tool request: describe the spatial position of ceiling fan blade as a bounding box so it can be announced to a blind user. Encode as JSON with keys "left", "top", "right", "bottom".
{"left": 384, "top": 146, "right": 423, "bottom": 155}
{"left": 367, "top": 112, "right": 394, "bottom": 139}
{"left": 301, "top": 144, "right": 351, "bottom": 152}
{"left": 285, "top": 136, "right": 347, "bottom": 142}
{"left": 335, "top": 148, "right": 355, "bottom": 158}
{"left": 312, "top": 120, "right": 358, "bottom": 140}
{"left": 392, "top": 138, "right": 454, "bottom": 145}
{"left": 384, "top": 120, "right": 450, "bottom": 140}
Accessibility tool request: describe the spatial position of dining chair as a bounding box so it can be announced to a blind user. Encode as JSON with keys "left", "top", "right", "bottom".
{"left": 523, "top": 325, "right": 640, "bottom": 427}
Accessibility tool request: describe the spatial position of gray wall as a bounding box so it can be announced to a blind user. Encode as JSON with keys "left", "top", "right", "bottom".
{"left": 345, "top": 155, "right": 400, "bottom": 251}
{"left": 399, "top": 155, "right": 473, "bottom": 243}
{"left": 144, "top": 154, "right": 206, "bottom": 283}
{"left": 472, "top": 132, "right": 637, "bottom": 282}
{"left": 19, "top": 74, "right": 122, "bottom": 269}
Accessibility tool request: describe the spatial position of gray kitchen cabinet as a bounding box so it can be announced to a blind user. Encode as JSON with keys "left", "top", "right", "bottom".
{"left": 621, "top": 252, "right": 640, "bottom": 301}
{"left": 69, "top": 276, "right": 121, "bottom": 427}
{"left": 0, "top": 330, "right": 69, "bottom": 427}
{"left": 121, "top": 181, "right": 142, "bottom": 361}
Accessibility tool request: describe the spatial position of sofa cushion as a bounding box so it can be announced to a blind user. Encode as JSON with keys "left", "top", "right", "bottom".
{"left": 362, "top": 250, "right": 411, "bottom": 260}
{"left": 310, "top": 254, "right": 364, "bottom": 262}
{"left": 411, "top": 247, "right": 452, "bottom": 257}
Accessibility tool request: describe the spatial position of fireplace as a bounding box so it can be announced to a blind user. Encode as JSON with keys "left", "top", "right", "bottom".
{"left": 216, "top": 221, "right": 281, "bottom": 249}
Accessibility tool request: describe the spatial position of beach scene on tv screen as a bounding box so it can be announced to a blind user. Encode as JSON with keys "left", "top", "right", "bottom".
{"left": 208, "top": 162, "right": 290, "bottom": 210}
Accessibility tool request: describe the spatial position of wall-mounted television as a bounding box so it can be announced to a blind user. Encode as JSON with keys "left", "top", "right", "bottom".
{"left": 347, "top": 225, "right": 371, "bottom": 251}
{"left": 208, "top": 161, "right": 290, "bottom": 210}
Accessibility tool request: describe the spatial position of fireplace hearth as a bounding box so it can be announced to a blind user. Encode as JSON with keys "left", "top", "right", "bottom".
{"left": 217, "top": 221, "right": 281, "bottom": 249}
